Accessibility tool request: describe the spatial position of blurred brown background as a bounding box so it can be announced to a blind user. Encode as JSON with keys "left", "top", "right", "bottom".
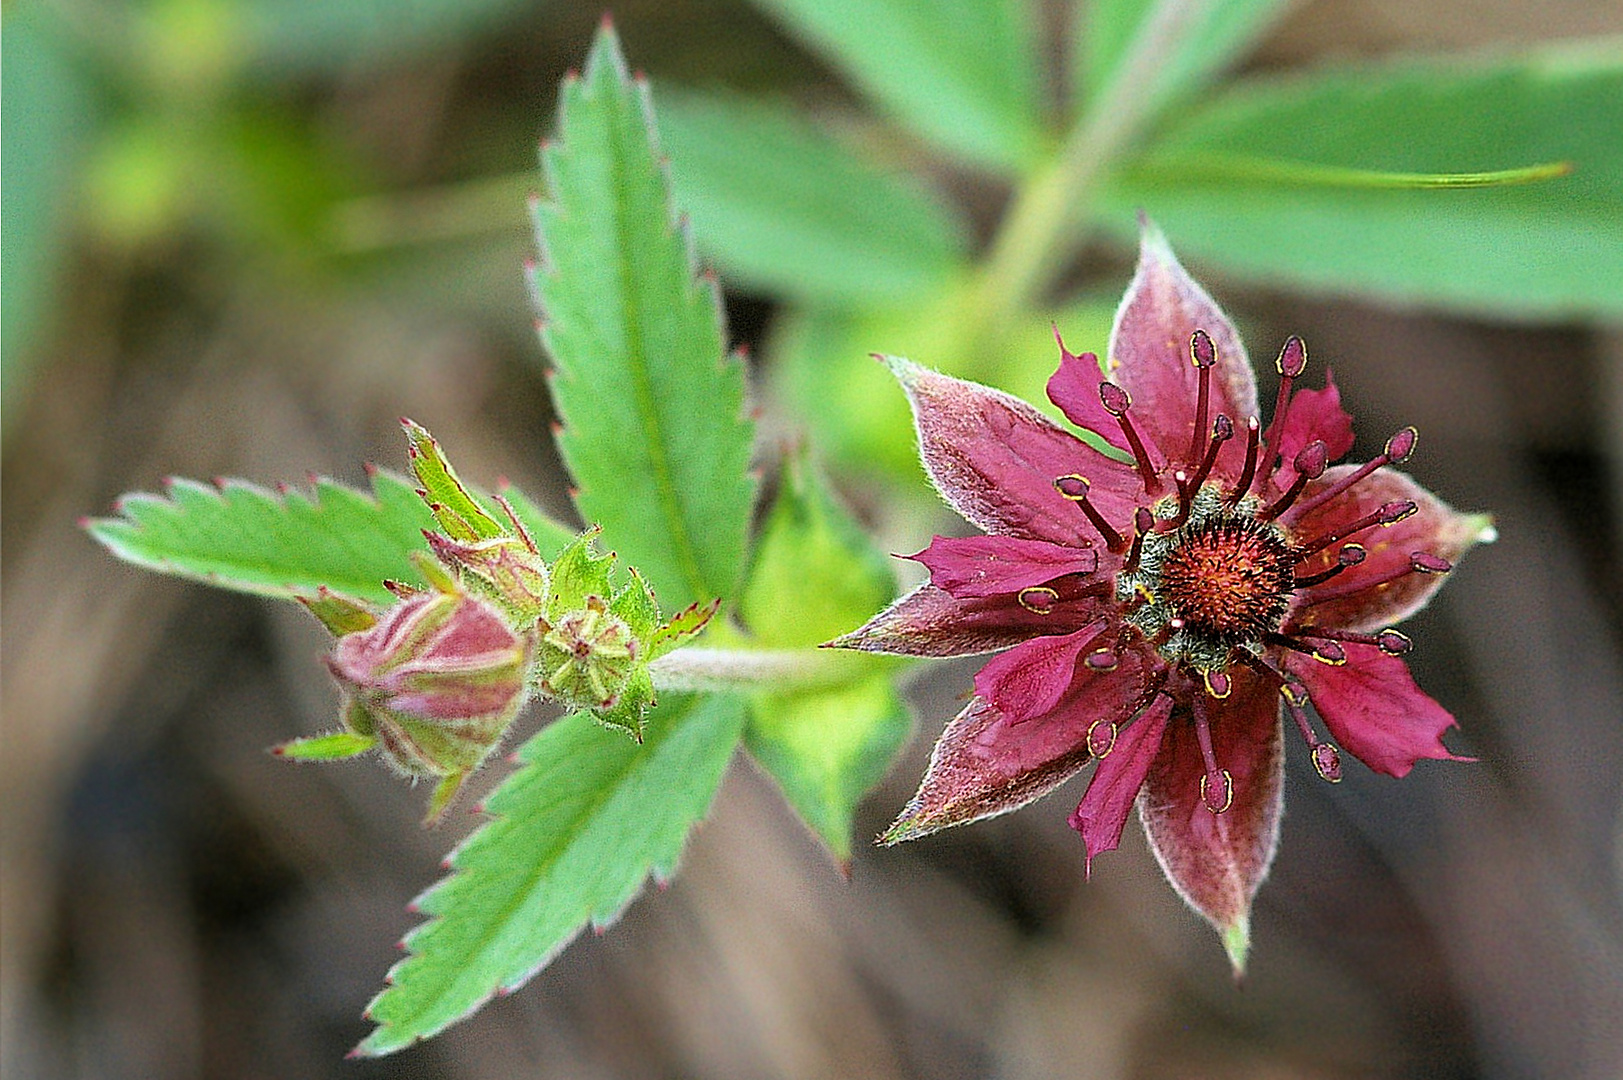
{"left": 4, "top": 1, "right": 1622, "bottom": 1077}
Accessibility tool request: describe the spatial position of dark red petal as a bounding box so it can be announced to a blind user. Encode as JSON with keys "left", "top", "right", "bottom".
{"left": 912, "top": 534, "right": 1098, "bottom": 599}
{"left": 826, "top": 582, "right": 1111, "bottom": 658}
{"left": 1270, "top": 369, "right": 1356, "bottom": 487}
{"left": 1289, "top": 466, "right": 1494, "bottom": 632}
{"left": 882, "top": 356, "right": 1140, "bottom": 544}
{"left": 1137, "top": 669, "right": 1283, "bottom": 974}
{"left": 883, "top": 649, "right": 1156, "bottom": 843}
{"left": 973, "top": 619, "right": 1109, "bottom": 723}
{"left": 1046, "top": 337, "right": 1131, "bottom": 455}
{"left": 1068, "top": 693, "right": 1172, "bottom": 872}
{"left": 1109, "top": 222, "right": 1257, "bottom": 477}
{"left": 1285, "top": 643, "right": 1469, "bottom": 778}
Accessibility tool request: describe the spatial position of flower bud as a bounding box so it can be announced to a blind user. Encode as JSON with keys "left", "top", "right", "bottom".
{"left": 326, "top": 586, "right": 532, "bottom": 796}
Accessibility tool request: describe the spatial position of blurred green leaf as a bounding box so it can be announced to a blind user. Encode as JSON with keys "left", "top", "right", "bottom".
{"left": 750, "top": 0, "right": 1044, "bottom": 172}
{"left": 238, "top": 0, "right": 532, "bottom": 77}
{"left": 1076, "top": 0, "right": 1289, "bottom": 119}
{"left": 1108, "top": 41, "right": 1623, "bottom": 317}
{"left": 3, "top": 6, "right": 98, "bottom": 433}
{"left": 87, "top": 471, "right": 574, "bottom": 606}
{"left": 529, "top": 25, "right": 757, "bottom": 613}
{"left": 359, "top": 692, "right": 745, "bottom": 1056}
{"left": 739, "top": 454, "right": 909, "bottom": 857}
{"left": 657, "top": 89, "right": 970, "bottom": 305}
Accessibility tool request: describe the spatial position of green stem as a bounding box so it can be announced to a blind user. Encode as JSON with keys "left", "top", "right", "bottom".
{"left": 976, "top": 0, "right": 1215, "bottom": 329}
{"left": 647, "top": 647, "right": 852, "bottom": 694}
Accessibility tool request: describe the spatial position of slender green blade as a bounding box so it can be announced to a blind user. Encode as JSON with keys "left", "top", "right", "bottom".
{"left": 750, "top": 0, "right": 1043, "bottom": 173}
{"left": 657, "top": 89, "right": 969, "bottom": 306}
{"left": 1076, "top": 0, "right": 1289, "bottom": 117}
{"left": 357, "top": 693, "right": 745, "bottom": 1055}
{"left": 530, "top": 25, "right": 756, "bottom": 613}
{"left": 739, "top": 455, "right": 909, "bottom": 857}
{"left": 86, "top": 470, "right": 574, "bottom": 606}
{"left": 1107, "top": 41, "right": 1623, "bottom": 317}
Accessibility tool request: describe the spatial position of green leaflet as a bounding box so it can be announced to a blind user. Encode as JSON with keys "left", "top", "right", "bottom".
{"left": 86, "top": 469, "right": 574, "bottom": 606}
{"left": 750, "top": 0, "right": 1043, "bottom": 173}
{"left": 1107, "top": 41, "right": 1623, "bottom": 317}
{"left": 529, "top": 25, "right": 756, "bottom": 614}
{"left": 357, "top": 692, "right": 745, "bottom": 1055}
{"left": 657, "top": 89, "right": 969, "bottom": 307}
{"left": 739, "top": 455, "right": 910, "bottom": 858}
{"left": 1076, "top": 0, "right": 1289, "bottom": 119}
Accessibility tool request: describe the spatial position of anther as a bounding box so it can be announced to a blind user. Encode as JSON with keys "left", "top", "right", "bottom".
{"left": 1411, "top": 552, "right": 1452, "bottom": 574}
{"left": 1259, "top": 336, "right": 1308, "bottom": 480}
{"left": 1187, "top": 413, "right": 1233, "bottom": 493}
{"left": 1189, "top": 330, "right": 1216, "bottom": 464}
{"left": 1086, "top": 719, "right": 1118, "bottom": 758}
{"left": 1262, "top": 440, "right": 1329, "bottom": 520}
{"left": 1378, "top": 629, "right": 1412, "bottom": 655}
{"left": 1293, "top": 542, "right": 1366, "bottom": 587}
{"left": 1294, "top": 500, "right": 1418, "bottom": 560}
{"left": 1122, "top": 507, "right": 1155, "bottom": 574}
{"left": 1227, "top": 417, "right": 1262, "bottom": 506}
{"left": 1280, "top": 681, "right": 1343, "bottom": 783}
{"left": 1084, "top": 648, "right": 1120, "bottom": 672}
{"left": 1054, "top": 474, "right": 1127, "bottom": 551}
{"left": 1203, "top": 669, "right": 1232, "bottom": 699}
{"left": 1268, "top": 633, "right": 1347, "bottom": 665}
{"left": 1285, "top": 427, "right": 1420, "bottom": 523}
{"left": 1099, "top": 382, "right": 1163, "bottom": 495}
{"left": 1017, "top": 586, "right": 1059, "bottom": 614}
{"left": 1192, "top": 699, "right": 1232, "bottom": 814}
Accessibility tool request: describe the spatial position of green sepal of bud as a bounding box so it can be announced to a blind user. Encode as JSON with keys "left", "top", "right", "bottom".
{"left": 401, "top": 417, "right": 507, "bottom": 542}
{"left": 296, "top": 587, "right": 381, "bottom": 637}
{"left": 590, "top": 665, "right": 656, "bottom": 742}
{"left": 272, "top": 730, "right": 378, "bottom": 760}
{"left": 545, "top": 527, "right": 618, "bottom": 617}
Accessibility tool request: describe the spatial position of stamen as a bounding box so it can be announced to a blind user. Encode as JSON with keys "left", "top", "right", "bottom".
{"left": 1280, "top": 681, "right": 1343, "bottom": 782}
{"left": 1293, "top": 500, "right": 1417, "bottom": 560}
{"left": 1098, "top": 382, "right": 1164, "bottom": 495}
{"left": 1160, "top": 470, "right": 1194, "bottom": 531}
{"left": 1188, "top": 329, "right": 1217, "bottom": 465}
{"left": 1299, "top": 551, "right": 1452, "bottom": 605}
{"left": 1226, "top": 417, "right": 1262, "bottom": 506}
{"left": 1086, "top": 719, "right": 1117, "bottom": 758}
{"left": 1187, "top": 414, "right": 1233, "bottom": 494}
{"left": 1258, "top": 335, "right": 1308, "bottom": 482}
{"left": 1017, "top": 586, "right": 1059, "bottom": 614}
{"left": 1054, "top": 474, "right": 1126, "bottom": 551}
{"left": 1262, "top": 440, "right": 1329, "bottom": 520}
{"left": 1192, "top": 697, "right": 1232, "bottom": 814}
{"left": 1122, "top": 507, "right": 1155, "bottom": 574}
{"left": 1289, "top": 626, "right": 1413, "bottom": 656}
{"left": 1267, "top": 633, "right": 1347, "bottom": 665}
{"left": 1293, "top": 543, "right": 1366, "bottom": 587}
{"left": 1284, "top": 426, "right": 1419, "bottom": 524}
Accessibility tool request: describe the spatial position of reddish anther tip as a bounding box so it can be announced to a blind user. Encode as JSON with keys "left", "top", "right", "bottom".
{"left": 1411, "top": 552, "right": 1452, "bottom": 574}
{"left": 1312, "top": 743, "right": 1344, "bottom": 783}
{"left": 1086, "top": 719, "right": 1117, "bottom": 757}
{"left": 1135, "top": 506, "right": 1155, "bottom": 534}
{"left": 1379, "top": 500, "right": 1419, "bottom": 525}
{"left": 1084, "top": 648, "right": 1120, "bottom": 672}
{"left": 1377, "top": 629, "right": 1413, "bottom": 655}
{"left": 1099, "top": 382, "right": 1132, "bottom": 415}
{"left": 1294, "top": 440, "right": 1329, "bottom": 479}
{"left": 1204, "top": 669, "right": 1232, "bottom": 699}
{"left": 1054, "top": 474, "right": 1090, "bottom": 499}
{"left": 1313, "top": 640, "right": 1346, "bottom": 664}
{"left": 1190, "top": 328, "right": 1217, "bottom": 368}
{"left": 1201, "top": 769, "right": 1234, "bottom": 814}
{"left": 1386, "top": 426, "right": 1418, "bottom": 462}
{"left": 1276, "top": 335, "right": 1308, "bottom": 378}
{"left": 1211, "top": 413, "right": 1234, "bottom": 441}
{"left": 1338, "top": 543, "right": 1367, "bottom": 566}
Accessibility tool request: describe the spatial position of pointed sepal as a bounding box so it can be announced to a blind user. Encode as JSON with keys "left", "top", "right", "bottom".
{"left": 402, "top": 418, "right": 507, "bottom": 542}
{"left": 273, "top": 731, "right": 378, "bottom": 761}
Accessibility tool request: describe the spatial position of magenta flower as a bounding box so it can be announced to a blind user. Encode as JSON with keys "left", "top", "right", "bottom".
{"left": 832, "top": 222, "right": 1493, "bottom": 969}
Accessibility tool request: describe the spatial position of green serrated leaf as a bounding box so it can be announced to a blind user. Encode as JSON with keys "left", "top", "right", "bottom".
{"left": 357, "top": 692, "right": 745, "bottom": 1055}
{"left": 1108, "top": 41, "right": 1623, "bottom": 317}
{"left": 87, "top": 470, "right": 574, "bottom": 607}
{"left": 738, "top": 455, "right": 911, "bottom": 855}
{"left": 1076, "top": 0, "right": 1289, "bottom": 119}
{"left": 751, "top": 0, "right": 1043, "bottom": 173}
{"left": 529, "top": 24, "right": 756, "bottom": 614}
{"left": 747, "top": 678, "right": 911, "bottom": 861}
{"left": 656, "top": 88, "right": 969, "bottom": 305}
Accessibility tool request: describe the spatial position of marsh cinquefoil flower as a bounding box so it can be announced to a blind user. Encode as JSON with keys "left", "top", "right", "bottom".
{"left": 831, "top": 224, "right": 1493, "bottom": 969}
